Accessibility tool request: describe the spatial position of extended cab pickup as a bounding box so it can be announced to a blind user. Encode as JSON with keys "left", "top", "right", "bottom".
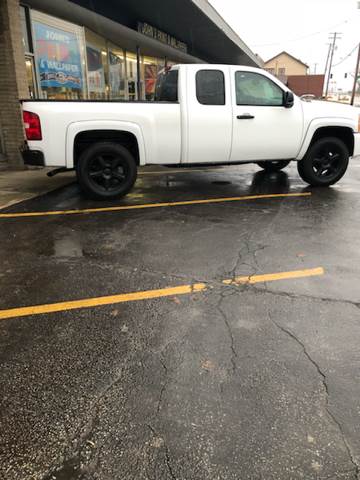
{"left": 21, "top": 64, "right": 360, "bottom": 199}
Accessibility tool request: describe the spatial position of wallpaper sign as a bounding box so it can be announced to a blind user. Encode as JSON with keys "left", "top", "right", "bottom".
{"left": 33, "top": 22, "right": 83, "bottom": 89}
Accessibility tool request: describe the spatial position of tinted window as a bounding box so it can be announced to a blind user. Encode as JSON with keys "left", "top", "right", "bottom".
{"left": 196, "top": 70, "right": 225, "bottom": 105}
{"left": 154, "top": 69, "right": 178, "bottom": 102}
{"left": 235, "top": 71, "right": 284, "bottom": 106}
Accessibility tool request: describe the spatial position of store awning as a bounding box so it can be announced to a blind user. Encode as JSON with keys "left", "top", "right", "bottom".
{"left": 27, "top": 0, "right": 260, "bottom": 66}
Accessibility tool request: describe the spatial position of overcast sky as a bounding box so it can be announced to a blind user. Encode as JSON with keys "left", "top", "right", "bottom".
{"left": 209, "top": 0, "right": 360, "bottom": 92}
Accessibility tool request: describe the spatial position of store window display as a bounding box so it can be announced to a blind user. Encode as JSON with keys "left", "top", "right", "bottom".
{"left": 108, "top": 44, "right": 126, "bottom": 100}
{"left": 126, "top": 52, "right": 138, "bottom": 101}
{"left": 85, "top": 30, "right": 108, "bottom": 99}
{"left": 140, "top": 56, "right": 165, "bottom": 100}
{"left": 31, "top": 11, "right": 86, "bottom": 99}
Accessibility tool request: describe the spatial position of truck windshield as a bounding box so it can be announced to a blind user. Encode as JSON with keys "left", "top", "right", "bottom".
{"left": 154, "top": 69, "right": 178, "bottom": 102}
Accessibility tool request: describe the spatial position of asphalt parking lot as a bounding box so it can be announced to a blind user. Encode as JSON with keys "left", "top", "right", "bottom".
{"left": 1, "top": 160, "right": 360, "bottom": 480}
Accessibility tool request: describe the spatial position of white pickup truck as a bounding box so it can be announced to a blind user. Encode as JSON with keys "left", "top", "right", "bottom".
{"left": 21, "top": 64, "right": 360, "bottom": 199}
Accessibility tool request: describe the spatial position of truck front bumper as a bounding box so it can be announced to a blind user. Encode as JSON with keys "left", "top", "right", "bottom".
{"left": 354, "top": 133, "right": 360, "bottom": 158}
{"left": 21, "top": 145, "right": 45, "bottom": 166}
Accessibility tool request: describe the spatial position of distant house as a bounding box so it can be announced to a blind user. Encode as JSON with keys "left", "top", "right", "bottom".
{"left": 264, "top": 51, "right": 324, "bottom": 98}
{"left": 264, "top": 51, "right": 309, "bottom": 82}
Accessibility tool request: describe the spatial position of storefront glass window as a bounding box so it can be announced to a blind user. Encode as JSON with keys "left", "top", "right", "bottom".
{"left": 86, "top": 45, "right": 107, "bottom": 99}
{"left": 108, "top": 44, "right": 126, "bottom": 100}
{"left": 20, "top": 6, "right": 30, "bottom": 53}
{"left": 21, "top": 6, "right": 36, "bottom": 99}
{"left": 27, "top": 11, "right": 186, "bottom": 102}
{"left": 85, "top": 29, "right": 108, "bottom": 99}
{"left": 126, "top": 52, "right": 138, "bottom": 101}
{"left": 25, "top": 56, "right": 37, "bottom": 98}
{"left": 31, "top": 12, "right": 86, "bottom": 100}
{"left": 140, "top": 56, "right": 165, "bottom": 101}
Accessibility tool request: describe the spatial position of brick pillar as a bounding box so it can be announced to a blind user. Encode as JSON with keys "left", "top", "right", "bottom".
{"left": 0, "top": 0, "right": 28, "bottom": 167}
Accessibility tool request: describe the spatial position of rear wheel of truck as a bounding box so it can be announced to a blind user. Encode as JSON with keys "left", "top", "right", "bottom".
{"left": 77, "top": 142, "right": 137, "bottom": 199}
{"left": 256, "top": 160, "right": 291, "bottom": 172}
{"left": 297, "top": 137, "right": 349, "bottom": 187}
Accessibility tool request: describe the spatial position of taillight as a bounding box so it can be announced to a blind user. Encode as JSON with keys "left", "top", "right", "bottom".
{"left": 23, "top": 110, "right": 42, "bottom": 140}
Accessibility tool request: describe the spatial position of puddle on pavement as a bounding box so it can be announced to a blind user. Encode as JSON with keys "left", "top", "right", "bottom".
{"left": 54, "top": 230, "right": 83, "bottom": 258}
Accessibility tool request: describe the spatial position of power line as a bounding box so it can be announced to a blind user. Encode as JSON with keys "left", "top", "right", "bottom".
{"left": 333, "top": 44, "right": 359, "bottom": 67}
{"left": 250, "top": 18, "right": 351, "bottom": 48}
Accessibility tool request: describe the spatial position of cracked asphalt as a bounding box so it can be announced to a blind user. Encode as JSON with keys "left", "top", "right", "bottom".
{"left": 1, "top": 161, "right": 360, "bottom": 479}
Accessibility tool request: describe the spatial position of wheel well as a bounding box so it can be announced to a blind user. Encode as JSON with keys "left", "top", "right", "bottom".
{"left": 74, "top": 130, "right": 140, "bottom": 166}
{"left": 310, "top": 127, "right": 354, "bottom": 156}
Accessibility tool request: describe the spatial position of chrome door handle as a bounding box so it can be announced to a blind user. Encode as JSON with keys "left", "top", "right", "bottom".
{"left": 237, "top": 114, "right": 255, "bottom": 119}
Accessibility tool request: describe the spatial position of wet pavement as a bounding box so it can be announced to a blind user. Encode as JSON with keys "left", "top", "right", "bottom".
{"left": 1, "top": 161, "right": 360, "bottom": 479}
{"left": 0, "top": 168, "right": 74, "bottom": 210}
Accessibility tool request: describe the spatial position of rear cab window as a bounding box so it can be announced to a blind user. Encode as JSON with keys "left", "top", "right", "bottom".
{"left": 154, "top": 69, "right": 179, "bottom": 102}
{"left": 196, "top": 70, "right": 225, "bottom": 105}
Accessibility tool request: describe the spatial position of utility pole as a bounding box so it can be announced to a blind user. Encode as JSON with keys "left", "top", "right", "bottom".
{"left": 325, "top": 32, "right": 342, "bottom": 98}
{"left": 313, "top": 63, "right": 318, "bottom": 74}
{"left": 351, "top": 43, "right": 360, "bottom": 105}
{"left": 323, "top": 43, "right": 332, "bottom": 96}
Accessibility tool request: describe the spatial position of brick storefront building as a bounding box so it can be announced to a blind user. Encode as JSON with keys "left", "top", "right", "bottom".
{"left": 0, "top": 0, "right": 29, "bottom": 167}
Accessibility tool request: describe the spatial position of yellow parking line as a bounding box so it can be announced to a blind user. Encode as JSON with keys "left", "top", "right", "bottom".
{"left": 0, "top": 192, "right": 311, "bottom": 219}
{"left": 0, "top": 267, "right": 323, "bottom": 321}
{"left": 222, "top": 267, "right": 324, "bottom": 285}
{"left": 0, "top": 284, "right": 207, "bottom": 321}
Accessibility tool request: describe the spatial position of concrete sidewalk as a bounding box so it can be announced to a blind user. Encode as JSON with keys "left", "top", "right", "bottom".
{"left": 0, "top": 168, "right": 75, "bottom": 209}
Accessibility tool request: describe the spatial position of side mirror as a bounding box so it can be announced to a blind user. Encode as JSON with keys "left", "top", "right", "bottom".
{"left": 284, "top": 91, "right": 294, "bottom": 108}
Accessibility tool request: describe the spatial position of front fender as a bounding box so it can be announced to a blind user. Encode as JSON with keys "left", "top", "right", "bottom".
{"left": 65, "top": 120, "right": 146, "bottom": 168}
{"left": 296, "top": 117, "right": 356, "bottom": 160}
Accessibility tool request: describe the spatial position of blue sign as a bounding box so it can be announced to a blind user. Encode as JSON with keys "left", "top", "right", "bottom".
{"left": 34, "top": 22, "right": 83, "bottom": 90}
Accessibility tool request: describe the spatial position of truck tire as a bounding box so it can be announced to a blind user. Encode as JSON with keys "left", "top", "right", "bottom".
{"left": 77, "top": 142, "right": 137, "bottom": 199}
{"left": 256, "top": 160, "right": 291, "bottom": 172}
{"left": 297, "top": 137, "right": 349, "bottom": 187}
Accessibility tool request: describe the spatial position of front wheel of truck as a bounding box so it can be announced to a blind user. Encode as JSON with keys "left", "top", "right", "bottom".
{"left": 77, "top": 142, "right": 137, "bottom": 199}
{"left": 297, "top": 137, "right": 349, "bottom": 187}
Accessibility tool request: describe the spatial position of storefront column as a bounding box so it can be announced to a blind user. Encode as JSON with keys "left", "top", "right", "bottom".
{"left": 136, "top": 45, "right": 141, "bottom": 101}
{"left": 0, "top": 0, "right": 28, "bottom": 167}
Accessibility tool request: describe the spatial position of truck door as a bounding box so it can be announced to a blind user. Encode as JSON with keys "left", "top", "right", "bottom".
{"left": 184, "top": 66, "right": 232, "bottom": 163}
{"left": 230, "top": 69, "right": 303, "bottom": 162}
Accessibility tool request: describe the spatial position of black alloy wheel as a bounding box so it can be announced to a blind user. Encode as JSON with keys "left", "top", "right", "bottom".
{"left": 297, "top": 137, "right": 349, "bottom": 187}
{"left": 77, "top": 142, "right": 137, "bottom": 199}
{"left": 88, "top": 154, "right": 127, "bottom": 191}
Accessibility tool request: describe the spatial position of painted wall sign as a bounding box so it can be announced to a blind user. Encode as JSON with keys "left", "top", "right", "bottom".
{"left": 138, "top": 22, "right": 187, "bottom": 53}
{"left": 33, "top": 22, "right": 83, "bottom": 89}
